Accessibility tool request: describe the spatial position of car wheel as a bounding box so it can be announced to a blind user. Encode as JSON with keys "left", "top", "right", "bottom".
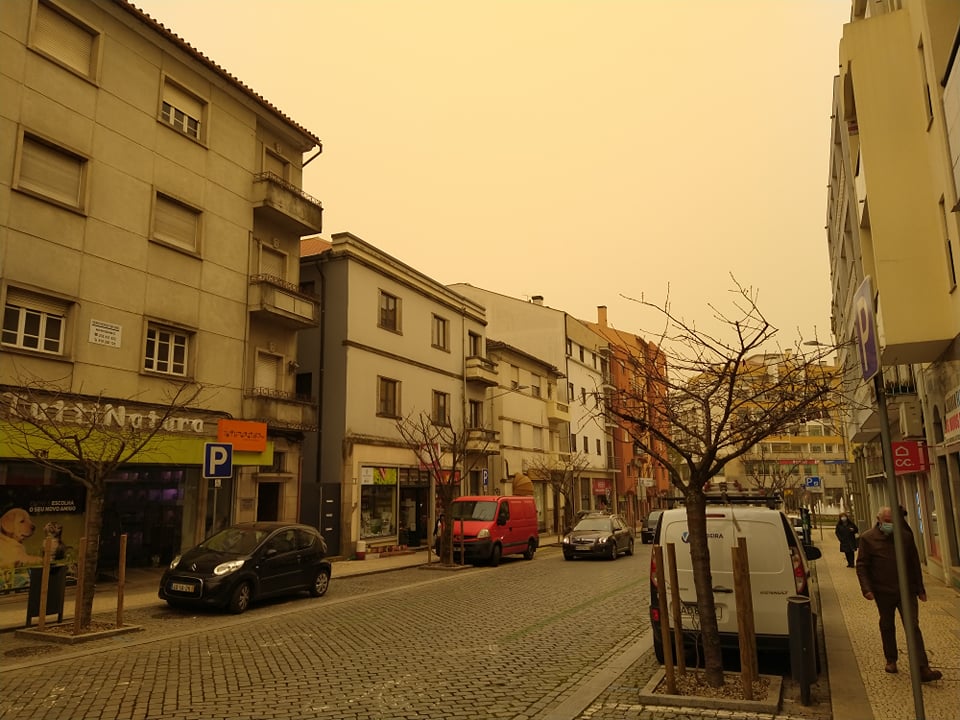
{"left": 489, "top": 544, "right": 502, "bottom": 567}
{"left": 626, "top": 538, "right": 635, "bottom": 556}
{"left": 523, "top": 540, "right": 536, "bottom": 560}
{"left": 608, "top": 540, "right": 618, "bottom": 560}
{"left": 227, "top": 581, "right": 252, "bottom": 614}
{"left": 309, "top": 568, "right": 330, "bottom": 597}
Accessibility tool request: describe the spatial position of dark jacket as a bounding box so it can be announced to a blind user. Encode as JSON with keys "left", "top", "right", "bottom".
{"left": 856, "top": 523, "right": 925, "bottom": 598}
{"left": 835, "top": 517, "right": 859, "bottom": 553}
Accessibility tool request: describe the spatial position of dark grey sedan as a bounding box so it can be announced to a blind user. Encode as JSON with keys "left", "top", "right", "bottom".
{"left": 159, "top": 522, "right": 331, "bottom": 613}
{"left": 562, "top": 513, "right": 634, "bottom": 560}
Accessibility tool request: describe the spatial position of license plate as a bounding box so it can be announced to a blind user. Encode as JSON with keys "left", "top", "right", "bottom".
{"left": 171, "top": 582, "right": 195, "bottom": 593}
{"left": 680, "top": 603, "right": 723, "bottom": 621}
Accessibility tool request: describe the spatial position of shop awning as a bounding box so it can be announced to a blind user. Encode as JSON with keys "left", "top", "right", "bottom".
{"left": 512, "top": 472, "right": 534, "bottom": 496}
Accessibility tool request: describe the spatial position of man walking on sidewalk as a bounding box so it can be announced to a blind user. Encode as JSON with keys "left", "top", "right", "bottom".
{"left": 856, "top": 506, "right": 942, "bottom": 682}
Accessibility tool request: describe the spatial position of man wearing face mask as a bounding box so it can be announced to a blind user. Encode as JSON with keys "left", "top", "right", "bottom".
{"left": 856, "top": 506, "right": 942, "bottom": 681}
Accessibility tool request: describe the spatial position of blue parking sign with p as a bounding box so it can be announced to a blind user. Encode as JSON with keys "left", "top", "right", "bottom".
{"left": 204, "top": 442, "right": 233, "bottom": 479}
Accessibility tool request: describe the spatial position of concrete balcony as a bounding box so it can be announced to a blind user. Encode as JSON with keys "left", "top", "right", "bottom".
{"left": 248, "top": 276, "right": 318, "bottom": 329}
{"left": 465, "top": 356, "right": 498, "bottom": 386}
{"left": 243, "top": 388, "right": 318, "bottom": 432}
{"left": 545, "top": 399, "right": 570, "bottom": 424}
{"left": 252, "top": 172, "right": 323, "bottom": 235}
{"left": 465, "top": 428, "right": 500, "bottom": 454}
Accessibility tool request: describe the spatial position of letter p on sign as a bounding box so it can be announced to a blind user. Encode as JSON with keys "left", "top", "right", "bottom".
{"left": 204, "top": 442, "right": 233, "bottom": 479}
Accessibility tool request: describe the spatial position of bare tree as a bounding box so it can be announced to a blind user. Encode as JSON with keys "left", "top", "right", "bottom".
{"left": 599, "top": 281, "right": 842, "bottom": 687}
{"left": 395, "top": 410, "right": 493, "bottom": 565}
{"left": 740, "top": 445, "right": 806, "bottom": 511}
{"left": 527, "top": 452, "right": 591, "bottom": 534}
{"left": 0, "top": 379, "right": 205, "bottom": 631}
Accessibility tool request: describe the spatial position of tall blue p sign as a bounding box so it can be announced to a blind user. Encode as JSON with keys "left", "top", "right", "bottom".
{"left": 204, "top": 442, "right": 233, "bottom": 479}
{"left": 853, "top": 276, "right": 880, "bottom": 381}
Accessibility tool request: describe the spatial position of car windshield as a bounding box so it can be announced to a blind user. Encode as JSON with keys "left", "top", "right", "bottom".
{"left": 647, "top": 511, "right": 662, "bottom": 527}
{"left": 574, "top": 518, "right": 612, "bottom": 532}
{"left": 448, "top": 501, "right": 497, "bottom": 521}
{"left": 199, "top": 527, "right": 269, "bottom": 555}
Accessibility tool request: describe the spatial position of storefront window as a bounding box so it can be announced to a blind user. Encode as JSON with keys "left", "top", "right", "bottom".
{"left": 360, "top": 466, "right": 397, "bottom": 539}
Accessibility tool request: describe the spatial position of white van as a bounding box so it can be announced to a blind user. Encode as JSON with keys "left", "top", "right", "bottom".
{"left": 649, "top": 502, "right": 821, "bottom": 663}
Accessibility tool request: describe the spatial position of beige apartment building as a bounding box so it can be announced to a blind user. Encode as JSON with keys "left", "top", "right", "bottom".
{"left": 826, "top": 0, "right": 960, "bottom": 588}
{"left": 484, "top": 339, "right": 568, "bottom": 532}
{"left": 299, "top": 233, "right": 496, "bottom": 557}
{"left": 0, "top": 0, "right": 321, "bottom": 582}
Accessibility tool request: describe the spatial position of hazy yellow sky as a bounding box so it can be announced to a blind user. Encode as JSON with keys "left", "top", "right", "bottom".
{"left": 135, "top": 0, "right": 850, "bottom": 344}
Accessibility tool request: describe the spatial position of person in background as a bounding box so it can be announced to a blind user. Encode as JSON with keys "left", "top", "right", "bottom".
{"left": 835, "top": 512, "right": 859, "bottom": 568}
{"left": 856, "top": 506, "right": 942, "bottom": 682}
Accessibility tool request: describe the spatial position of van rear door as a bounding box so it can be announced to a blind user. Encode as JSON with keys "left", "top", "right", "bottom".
{"left": 660, "top": 510, "right": 793, "bottom": 637}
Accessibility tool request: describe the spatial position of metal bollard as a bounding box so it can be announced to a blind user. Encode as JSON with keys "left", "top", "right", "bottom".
{"left": 787, "top": 595, "right": 816, "bottom": 705}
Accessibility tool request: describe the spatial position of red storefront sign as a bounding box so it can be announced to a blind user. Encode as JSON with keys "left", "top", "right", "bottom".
{"left": 891, "top": 441, "right": 930, "bottom": 476}
{"left": 592, "top": 479, "right": 612, "bottom": 495}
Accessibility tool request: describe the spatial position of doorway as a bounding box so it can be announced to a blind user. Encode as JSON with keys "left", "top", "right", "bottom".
{"left": 257, "top": 482, "right": 281, "bottom": 521}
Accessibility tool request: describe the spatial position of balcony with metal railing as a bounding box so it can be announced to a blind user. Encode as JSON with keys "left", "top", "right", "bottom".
{"left": 243, "top": 387, "right": 318, "bottom": 431}
{"left": 465, "top": 427, "right": 500, "bottom": 454}
{"left": 248, "top": 274, "right": 319, "bottom": 329}
{"left": 252, "top": 172, "right": 323, "bottom": 235}
{"left": 465, "top": 356, "right": 498, "bottom": 386}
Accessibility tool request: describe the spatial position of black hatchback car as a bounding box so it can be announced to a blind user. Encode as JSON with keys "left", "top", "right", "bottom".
{"left": 159, "top": 522, "right": 331, "bottom": 614}
{"left": 562, "top": 513, "right": 634, "bottom": 560}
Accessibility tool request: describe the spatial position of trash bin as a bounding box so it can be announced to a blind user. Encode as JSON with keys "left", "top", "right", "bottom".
{"left": 26, "top": 565, "right": 67, "bottom": 628}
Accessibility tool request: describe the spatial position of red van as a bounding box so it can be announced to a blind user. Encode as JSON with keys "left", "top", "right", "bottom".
{"left": 443, "top": 495, "right": 539, "bottom": 566}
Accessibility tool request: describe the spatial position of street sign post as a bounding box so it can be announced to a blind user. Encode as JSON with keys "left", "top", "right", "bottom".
{"left": 203, "top": 442, "right": 233, "bottom": 479}
{"left": 804, "top": 476, "right": 822, "bottom": 493}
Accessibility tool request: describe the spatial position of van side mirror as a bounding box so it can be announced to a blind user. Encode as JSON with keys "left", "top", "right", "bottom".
{"left": 803, "top": 544, "right": 822, "bottom": 561}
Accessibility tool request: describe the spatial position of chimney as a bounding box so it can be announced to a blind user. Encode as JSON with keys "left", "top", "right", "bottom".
{"left": 597, "top": 305, "right": 608, "bottom": 327}
{"left": 531, "top": 295, "right": 544, "bottom": 306}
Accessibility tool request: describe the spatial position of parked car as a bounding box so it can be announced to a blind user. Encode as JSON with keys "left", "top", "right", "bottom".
{"left": 640, "top": 509, "right": 663, "bottom": 544}
{"left": 159, "top": 522, "right": 331, "bottom": 614}
{"left": 649, "top": 500, "right": 822, "bottom": 664}
{"left": 562, "top": 513, "right": 634, "bottom": 560}
{"left": 439, "top": 495, "right": 539, "bottom": 566}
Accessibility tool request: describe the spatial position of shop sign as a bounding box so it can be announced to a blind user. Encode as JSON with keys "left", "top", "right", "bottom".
{"left": 945, "top": 383, "right": 960, "bottom": 444}
{"left": 217, "top": 419, "right": 267, "bottom": 451}
{"left": 592, "top": 478, "right": 612, "bottom": 494}
{"left": 1, "top": 392, "right": 205, "bottom": 433}
{"left": 891, "top": 441, "right": 930, "bottom": 476}
{"left": 361, "top": 466, "right": 397, "bottom": 485}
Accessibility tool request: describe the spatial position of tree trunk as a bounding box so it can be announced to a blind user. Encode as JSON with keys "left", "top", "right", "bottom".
{"left": 685, "top": 490, "right": 725, "bottom": 687}
{"left": 78, "top": 482, "right": 105, "bottom": 630}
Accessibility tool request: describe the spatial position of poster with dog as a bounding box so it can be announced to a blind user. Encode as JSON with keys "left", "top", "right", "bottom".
{"left": 0, "top": 486, "right": 85, "bottom": 592}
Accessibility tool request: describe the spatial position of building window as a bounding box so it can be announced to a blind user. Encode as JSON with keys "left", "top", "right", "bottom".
{"left": 259, "top": 244, "right": 286, "bottom": 281}
{"left": 254, "top": 351, "right": 281, "bottom": 391}
{"left": 31, "top": 0, "right": 100, "bottom": 80}
{"left": 468, "top": 400, "right": 482, "bottom": 428}
{"left": 566, "top": 339, "right": 573, "bottom": 356}
{"left": 571, "top": 434, "right": 577, "bottom": 452}
{"left": 431, "top": 315, "right": 449, "bottom": 350}
{"left": 378, "top": 291, "right": 400, "bottom": 332}
{"left": 596, "top": 438, "right": 602, "bottom": 455}
{"left": 533, "top": 427, "right": 543, "bottom": 450}
{"left": 2, "top": 289, "right": 68, "bottom": 355}
{"left": 579, "top": 346, "right": 584, "bottom": 362}
{"left": 378, "top": 377, "right": 399, "bottom": 417}
{"left": 15, "top": 133, "right": 86, "bottom": 210}
{"left": 530, "top": 374, "right": 542, "bottom": 397}
{"left": 161, "top": 78, "right": 204, "bottom": 140}
{"left": 153, "top": 193, "right": 200, "bottom": 252}
{"left": 264, "top": 149, "right": 289, "bottom": 181}
{"left": 468, "top": 331, "right": 482, "bottom": 356}
{"left": 568, "top": 382, "right": 574, "bottom": 401}
{"left": 432, "top": 390, "right": 449, "bottom": 425}
{"left": 144, "top": 324, "right": 189, "bottom": 376}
